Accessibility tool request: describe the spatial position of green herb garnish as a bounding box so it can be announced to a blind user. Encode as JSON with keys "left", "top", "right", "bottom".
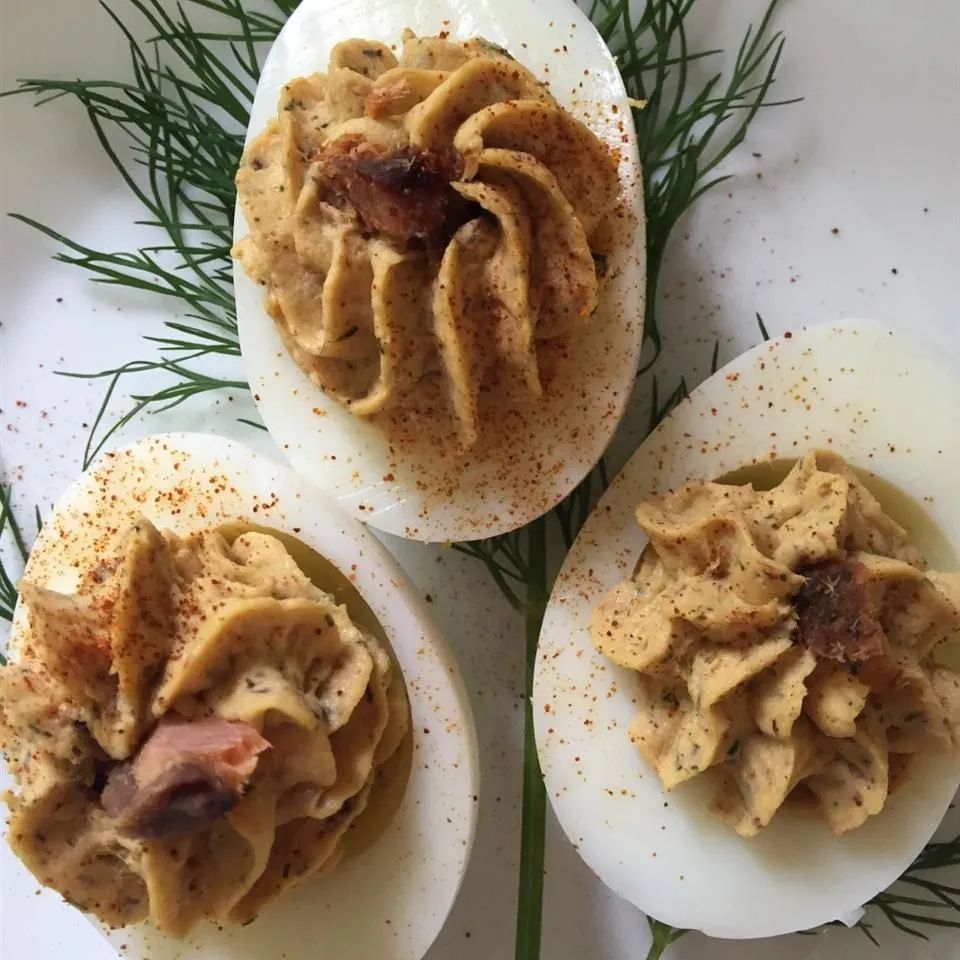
{"left": 2, "top": 2, "right": 957, "bottom": 960}
{"left": 3, "top": 0, "right": 274, "bottom": 467}
{"left": 0, "top": 485, "right": 39, "bottom": 645}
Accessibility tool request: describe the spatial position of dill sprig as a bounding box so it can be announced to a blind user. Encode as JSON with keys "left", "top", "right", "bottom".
{"left": 590, "top": 0, "right": 797, "bottom": 369}
{"left": 859, "top": 833, "right": 960, "bottom": 942}
{"left": 450, "top": 1, "right": 793, "bottom": 951}
{"left": 3, "top": 0, "right": 277, "bottom": 465}
{"left": 516, "top": 515, "right": 549, "bottom": 960}
{"left": 645, "top": 919, "right": 687, "bottom": 960}
{"left": 554, "top": 457, "right": 611, "bottom": 550}
{"left": 0, "top": 486, "right": 28, "bottom": 627}
{"left": 0, "top": 486, "right": 41, "bottom": 663}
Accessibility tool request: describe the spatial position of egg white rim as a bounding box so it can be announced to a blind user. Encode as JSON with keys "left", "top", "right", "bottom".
{"left": 7, "top": 431, "right": 479, "bottom": 960}
{"left": 533, "top": 318, "right": 960, "bottom": 939}
{"left": 232, "top": 0, "right": 646, "bottom": 542}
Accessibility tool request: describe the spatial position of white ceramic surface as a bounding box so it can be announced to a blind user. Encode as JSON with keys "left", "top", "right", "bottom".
{"left": 533, "top": 320, "right": 960, "bottom": 939}
{"left": 2, "top": 0, "right": 959, "bottom": 957}
{"left": 233, "top": 0, "right": 646, "bottom": 542}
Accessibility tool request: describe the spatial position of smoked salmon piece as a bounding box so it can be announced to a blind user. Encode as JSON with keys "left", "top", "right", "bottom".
{"left": 102, "top": 717, "right": 270, "bottom": 840}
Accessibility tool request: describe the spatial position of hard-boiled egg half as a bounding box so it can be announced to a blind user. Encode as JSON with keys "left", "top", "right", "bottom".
{"left": 4, "top": 432, "right": 478, "bottom": 960}
{"left": 533, "top": 319, "right": 960, "bottom": 939}
{"left": 232, "top": 0, "right": 645, "bottom": 542}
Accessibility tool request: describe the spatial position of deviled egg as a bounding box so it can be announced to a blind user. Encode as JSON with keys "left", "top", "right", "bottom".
{"left": 1, "top": 432, "right": 478, "bottom": 960}
{"left": 533, "top": 319, "right": 960, "bottom": 939}
{"left": 232, "top": 0, "right": 645, "bottom": 542}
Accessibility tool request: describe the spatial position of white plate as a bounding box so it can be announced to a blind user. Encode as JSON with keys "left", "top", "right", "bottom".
{"left": 6, "top": 432, "right": 479, "bottom": 960}
{"left": 233, "top": 0, "right": 645, "bottom": 542}
{"left": 534, "top": 320, "right": 960, "bottom": 939}
{"left": 3, "top": 0, "right": 960, "bottom": 957}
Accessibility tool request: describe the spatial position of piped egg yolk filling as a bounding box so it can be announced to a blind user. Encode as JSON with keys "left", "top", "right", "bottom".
{"left": 233, "top": 30, "right": 620, "bottom": 449}
{"left": 591, "top": 450, "right": 960, "bottom": 837}
{"left": 0, "top": 520, "right": 408, "bottom": 934}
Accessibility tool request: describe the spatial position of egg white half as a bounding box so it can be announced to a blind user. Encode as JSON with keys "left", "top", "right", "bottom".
{"left": 6, "top": 432, "right": 479, "bottom": 960}
{"left": 233, "top": 0, "right": 645, "bottom": 542}
{"left": 533, "top": 319, "right": 960, "bottom": 939}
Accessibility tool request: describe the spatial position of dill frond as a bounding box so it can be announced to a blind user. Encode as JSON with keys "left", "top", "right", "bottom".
{"left": 0, "top": 486, "right": 41, "bottom": 656}
{"left": 4, "top": 0, "right": 274, "bottom": 464}
{"left": 860, "top": 834, "right": 960, "bottom": 940}
{"left": 590, "top": 0, "right": 798, "bottom": 371}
